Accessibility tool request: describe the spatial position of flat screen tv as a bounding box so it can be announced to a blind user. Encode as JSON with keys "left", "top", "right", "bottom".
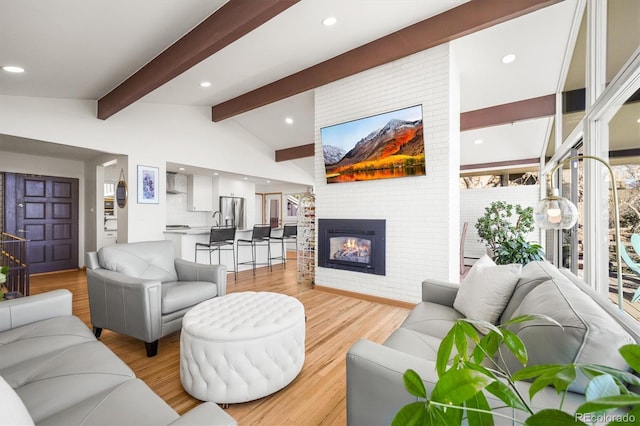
{"left": 320, "top": 104, "right": 425, "bottom": 184}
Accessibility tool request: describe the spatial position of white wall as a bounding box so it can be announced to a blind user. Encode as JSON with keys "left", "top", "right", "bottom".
{"left": 460, "top": 185, "right": 543, "bottom": 259}
{"left": 314, "top": 45, "right": 460, "bottom": 304}
{"left": 0, "top": 96, "right": 314, "bottom": 263}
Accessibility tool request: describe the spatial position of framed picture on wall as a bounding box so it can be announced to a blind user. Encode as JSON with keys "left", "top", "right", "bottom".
{"left": 137, "top": 165, "right": 159, "bottom": 204}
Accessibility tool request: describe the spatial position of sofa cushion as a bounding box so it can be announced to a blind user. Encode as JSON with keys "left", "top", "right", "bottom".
{"left": 453, "top": 255, "right": 522, "bottom": 332}
{"left": 400, "top": 301, "right": 464, "bottom": 339}
{"left": 504, "top": 277, "right": 634, "bottom": 394}
{"left": 384, "top": 328, "right": 442, "bottom": 361}
{"left": 98, "top": 240, "right": 178, "bottom": 283}
{"left": 0, "top": 316, "right": 95, "bottom": 370}
{"left": 161, "top": 281, "right": 219, "bottom": 314}
{"left": 2, "top": 341, "right": 135, "bottom": 423}
{"left": 500, "top": 260, "right": 564, "bottom": 324}
{"left": 37, "top": 379, "right": 179, "bottom": 426}
{"left": 0, "top": 374, "right": 33, "bottom": 426}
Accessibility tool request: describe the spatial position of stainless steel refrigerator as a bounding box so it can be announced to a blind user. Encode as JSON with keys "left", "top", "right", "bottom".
{"left": 219, "top": 196, "right": 245, "bottom": 229}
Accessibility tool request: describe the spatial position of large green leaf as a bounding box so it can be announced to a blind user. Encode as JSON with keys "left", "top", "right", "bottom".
{"left": 527, "top": 365, "right": 576, "bottom": 400}
{"left": 431, "top": 369, "right": 494, "bottom": 405}
{"left": 454, "top": 323, "right": 469, "bottom": 362}
{"left": 473, "top": 332, "right": 503, "bottom": 364}
{"left": 463, "top": 318, "right": 503, "bottom": 336}
{"left": 502, "top": 314, "right": 563, "bottom": 329}
{"left": 501, "top": 329, "right": 527, "bottom": 366}
{"left": 403, "top": 369, "right": 427, "bottom": 399}
{"left": 392, "top": 401, "right": 428, "bottom": 426}
{"left": 579, "top": 365, "right": 640, "bottom": 387}
{"left": 525, "top": 409, "right": 587, "bottom": 425}
{"left": 619, "top": 344, "right": 640, "bottom": 373}
{"left": 512, "top": 364, "right": 566, "bottom": 381}
{"left": 458, "top": 320, "right": 480, "bottom": 343}
{"left": 585, "top": 374, "right": 620, "bottom": 402}
{"left": 465, "top": 390, "right": 494, "bottom": 426}
{"left": 577, "top": 394, "right": 640, "bottom": 414}
{"left": 437, "top": 328, "right": 455, "bottom": 377}
{"left": 485, "top": 380, "right": 529, "bottom": 412}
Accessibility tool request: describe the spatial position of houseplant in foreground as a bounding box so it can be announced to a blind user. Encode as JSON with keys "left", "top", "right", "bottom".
{"left": 475, "top": 201, "right": 544, "bottom": 265}
{"left": 393, "top": 316, "right": 640, "bottom": 425}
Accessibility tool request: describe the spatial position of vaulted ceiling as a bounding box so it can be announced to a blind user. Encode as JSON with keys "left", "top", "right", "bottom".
{"left": 0, "top": 0, "right": 603, "bottom": 179}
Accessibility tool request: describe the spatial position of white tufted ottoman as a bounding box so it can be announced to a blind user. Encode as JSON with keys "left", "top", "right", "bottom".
{"left": 180, "top": 291, "right": 305, "bottom": 404}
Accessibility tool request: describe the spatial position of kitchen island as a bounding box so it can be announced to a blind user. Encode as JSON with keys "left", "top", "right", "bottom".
{"left": 164, "top": 226, "right": 285, "bottom": 275}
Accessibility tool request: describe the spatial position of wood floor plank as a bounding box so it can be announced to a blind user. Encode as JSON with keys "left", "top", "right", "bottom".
{"left": 29, "top": 262, "right": 410, "bottom": 425}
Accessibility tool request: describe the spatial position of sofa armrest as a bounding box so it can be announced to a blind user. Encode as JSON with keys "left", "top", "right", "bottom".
{"left": 346, "top": 338, "right": 437, "bottom": 426}
{"left": 86, "top": 268, "right": 163, "bottom": 342}
{"left": 174, "top": 259, "right": 228, "bottom": 296}
{"left": 0, "top": 289, "right": 72, "bottom": 332}
{"left": 421, "top": 278, "right": 459, "bottom": 307}
{"left": 168, "top": 402, "right": 237, "bottom": 426}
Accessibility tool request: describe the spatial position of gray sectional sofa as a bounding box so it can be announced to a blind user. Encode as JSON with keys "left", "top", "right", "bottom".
{"left": 346, "top": 260, "right": 640, "bottom": 425}
{"left": 0, "top": 289, "right": 236, "bottom": 426}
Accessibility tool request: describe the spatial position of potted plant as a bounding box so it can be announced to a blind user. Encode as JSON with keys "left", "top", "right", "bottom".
{"left": 393, "top": 316, "right": 640, "bottom": 425}
{"left": 475, "top": 201, "right": 544, "bottom": 265}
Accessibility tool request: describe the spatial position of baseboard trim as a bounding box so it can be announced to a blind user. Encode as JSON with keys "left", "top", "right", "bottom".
{"left": 314, "top": 285, "right": 415, "bottom": 309}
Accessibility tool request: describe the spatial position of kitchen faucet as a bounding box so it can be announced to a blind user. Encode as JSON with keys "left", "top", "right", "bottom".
{"left": 212, "top": 211, "right": 221, "bottom": 227}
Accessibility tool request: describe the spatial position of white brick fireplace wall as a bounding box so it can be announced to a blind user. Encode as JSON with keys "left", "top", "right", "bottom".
{"left": 314, "top": 44, "right": 460, "bottom": 304}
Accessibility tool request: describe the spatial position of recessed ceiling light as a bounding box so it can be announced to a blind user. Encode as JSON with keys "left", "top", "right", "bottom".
{"left": 637, "top": 118, "right": 640, "bottom": 123}
{"left": 266, "top": 180, "right": 271, "bottom": 184}
{"left": 285, "top": 117, "right": 294, "bottom": 125}
{"left": 178, "top": 167, "right": 185, "bottom": 171}
{"left": 213, "top": 172, "right": 219, "bottom": 176}
{"left": 474, "top": 139, "right": 483, "bottom": 145}
{"left": 501, "top": 54, "right": 516, "bottom": 64}
{"left": 2, "top": 65, "right": 24, "bottom": 73}
{"left": 200, "top": 81, "right": 212, "bottom": 88}
{"left": 322, "top": 16, "right": 337, "bottom": 26}
{"left": 243, "top": 177, "right": 249, "bottom": 180}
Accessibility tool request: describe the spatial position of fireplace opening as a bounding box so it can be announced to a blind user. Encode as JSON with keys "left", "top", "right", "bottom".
{"left": 318, "top": 219, "right": 385, "bottom": 275}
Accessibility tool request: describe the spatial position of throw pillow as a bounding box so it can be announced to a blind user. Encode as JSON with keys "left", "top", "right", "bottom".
{"left": 453, "top": 254, "right": 522, "bottom": 333}
{"left": 0, "top": 375, "right": 34, "bottom": 426}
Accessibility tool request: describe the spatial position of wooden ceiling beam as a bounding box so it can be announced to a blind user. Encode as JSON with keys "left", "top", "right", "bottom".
{"left": 275, "top": 143, "right": 314, "bottom": 162}
{"left": 460, "top": 94, "right": 556, "bottom": 131}
{"left": 211, "top": 0, "right": 561, "bottom": 121}
{"left": 97, "top": 0, "right": 300, "bottom": 120}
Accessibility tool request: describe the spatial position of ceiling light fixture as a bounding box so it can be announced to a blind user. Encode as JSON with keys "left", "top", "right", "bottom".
{"left": 213, "top": 172, "right": 219, "bottom": 176}
{"left": 243, "top": 177, "right": 248, "bottom": 180}
{"left": 322, "top": 16, "right": 337, "bottom": 26}
{"left": 2, "top": 65, "right": 25, "bottom": 73}
{"left": 178, "top": 167, "right": 185, "bottom": 171}
{"left": 200, "top": 81, "right": 212, "bottom": 88}
{"left": 285, "top": 117, "right": 294, "bottom": 125}
{"left": 501, "top": 54, "right": 516, "bottom": 64}
{"left": 474, "top": 139, "right": 483, "bottom": 145}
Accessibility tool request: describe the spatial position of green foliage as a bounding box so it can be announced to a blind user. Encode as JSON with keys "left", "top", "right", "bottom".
{"left": 494, "top": 236, "right": 545, "bottom": 265}
{"left": 393, "top": 317, "right": 640, "bottom": 426}
{"left": 475, "top": 201, "right": 544, "bottom": 265}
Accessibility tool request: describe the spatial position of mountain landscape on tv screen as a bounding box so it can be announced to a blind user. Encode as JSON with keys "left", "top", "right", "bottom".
{"left": 323, "top": 118, "right": 425, "bottom": 183}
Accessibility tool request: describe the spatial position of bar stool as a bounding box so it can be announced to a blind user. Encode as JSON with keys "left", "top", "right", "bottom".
{"left": 236, "top": 225, "right": 272, "bottom": 276}
{"left": 195, "top": 226, "right": 236, "bottom": 280}
{"left": 270, "top": 224, "right": 297, "bottom": 269}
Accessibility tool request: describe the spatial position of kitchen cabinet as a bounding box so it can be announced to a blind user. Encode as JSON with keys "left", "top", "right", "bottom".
{"left": 104, "top": 231, "right": 117, "bottom": 246}
{"left": 187, "top": 175, "right": 213, "bottom": 211}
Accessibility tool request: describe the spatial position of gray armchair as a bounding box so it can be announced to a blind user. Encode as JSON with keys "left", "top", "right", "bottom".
{"left": 86, "top": 240, "right": 227, "bottom": 357}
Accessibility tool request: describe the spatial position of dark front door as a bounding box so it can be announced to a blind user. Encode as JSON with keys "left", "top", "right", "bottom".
{"left": 5, "top": 173, "right": 79, "bottom": 274}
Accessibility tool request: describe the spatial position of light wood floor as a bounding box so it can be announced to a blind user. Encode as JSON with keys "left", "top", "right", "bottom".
{"left": 29, "top": 261, "right": 410, "bottom": 426}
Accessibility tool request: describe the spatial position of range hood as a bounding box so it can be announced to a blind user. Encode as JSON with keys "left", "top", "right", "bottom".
{"left": 166, "top": 172, "right": 184, "bottom": 194}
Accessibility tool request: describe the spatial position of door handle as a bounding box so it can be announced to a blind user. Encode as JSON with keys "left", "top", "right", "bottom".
{"left": 17, "top": 229, "right": 26, "bottom": 234}
{"left": 18, "top": 203, "right": 24, "bottom": 208}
